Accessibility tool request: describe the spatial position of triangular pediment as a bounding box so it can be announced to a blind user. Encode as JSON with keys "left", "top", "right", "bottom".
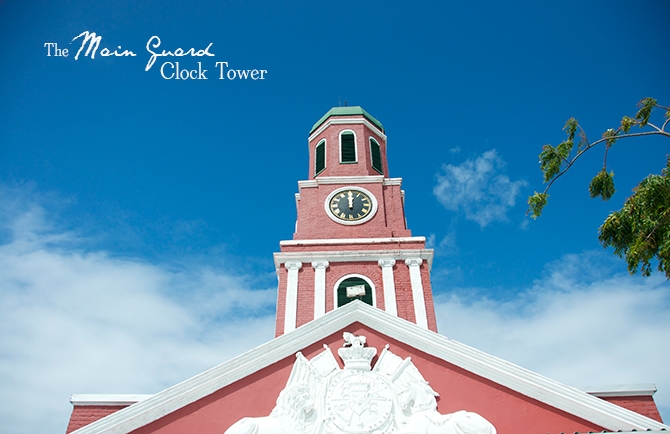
{"left": 70, "top": 301, "right": 668, "bottom": 434}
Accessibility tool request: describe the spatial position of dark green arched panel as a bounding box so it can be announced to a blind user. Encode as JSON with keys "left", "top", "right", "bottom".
{"left": 370, "top": 138, "right": 383, "bottom": 175}
{"left": 315, "top": 140, "right": 326, "bottom": 175}
{"left": 337, "top": 276, "right": 373, "bottom": 307}
{"left": 340, "top": 132, "right": 356, "bottom": 163}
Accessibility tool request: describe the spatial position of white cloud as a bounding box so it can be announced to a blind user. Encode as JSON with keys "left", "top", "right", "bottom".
{"left": 434, "top": 149, "right": 527, "bottom": 227}
{"left": 434, "top": 251, "right": 670, "bottom": 420}
{"left": 0, "top": 187, "right": 276, "bottom": 434}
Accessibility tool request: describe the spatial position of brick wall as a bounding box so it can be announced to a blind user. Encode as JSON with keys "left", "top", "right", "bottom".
{"left": 599, "top": 395, "right": 664, "bottom": 423}
{"left": 66, "top": 405, "right": 128, "bottom": 433}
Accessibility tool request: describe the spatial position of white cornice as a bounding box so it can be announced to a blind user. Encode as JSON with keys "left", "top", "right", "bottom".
{"left": 69, "top": 302, "right": 669, "bottom": 434}
{"left": 580, "top": 383, "right": 658, "bottom": 397}
{"left": 308, "top": 118, "right": 386, "bottom": 142}
{"left": 297, "top": 180, "right": 318, "bottom": 188}
{"left": 298, "top": 177, "right": 402, "bottom": 188}
{"left": 382, "top": 178, "right": 402, "bottom": 186}
{"left": 280, "top": 236, "right": 426, "bottom": 246}
{"left": 273, "top": 249, "right": 434, "bottom": 270}
{"left": 70, "top": 394, "right": 153, "bottom": 406}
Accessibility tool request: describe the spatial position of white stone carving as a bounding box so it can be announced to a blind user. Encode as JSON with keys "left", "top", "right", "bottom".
{"left": 397, "top": 381, "right": 496, "bottom": 434}
{"left": 224, "top": 333, "right": 497, "bottom": 434}
{"left": 224, "top": 384, "right": 318, "bottom": 434}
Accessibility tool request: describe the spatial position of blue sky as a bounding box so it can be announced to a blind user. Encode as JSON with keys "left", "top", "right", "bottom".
{"left": 1, "top": 1, "right": 669, "bottom": 433}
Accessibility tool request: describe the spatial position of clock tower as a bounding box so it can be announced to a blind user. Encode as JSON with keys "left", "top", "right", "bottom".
{"left": 274, "top": 107, "right": 437, "bottom": 336}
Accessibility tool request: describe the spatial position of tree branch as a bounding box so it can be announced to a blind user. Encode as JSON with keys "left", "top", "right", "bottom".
{"left": 537, "top": 130, "right": 668, "bottom": 197}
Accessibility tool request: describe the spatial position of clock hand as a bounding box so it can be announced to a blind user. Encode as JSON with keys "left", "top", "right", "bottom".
{"left": 347, "top": 191, "right": 354, "bottom": 209}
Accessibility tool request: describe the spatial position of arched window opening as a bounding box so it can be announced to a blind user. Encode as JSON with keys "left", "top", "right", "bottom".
{"left": 370, "top": 138, "right": 383, "bottom": 175}
{"left": 315, "top": 140, "right": 326, "bottom": 176}
{"left": 337, "top": 276, "right": 373, "bottom": 307}
{"left": 340, "top": 131, "right": 357, "bottom": 163}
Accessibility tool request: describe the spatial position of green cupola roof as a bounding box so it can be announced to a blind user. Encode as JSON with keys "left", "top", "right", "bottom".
{"left": 310, "top": 106, "right": 384, "bottom": 134}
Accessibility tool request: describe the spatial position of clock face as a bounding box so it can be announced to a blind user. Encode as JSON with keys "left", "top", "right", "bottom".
{"left": 326, "top": 188, "right": 377, "bottom": 224}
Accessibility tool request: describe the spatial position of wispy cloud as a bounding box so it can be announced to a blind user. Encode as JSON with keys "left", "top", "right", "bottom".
{"left": 434, "top": 149, "right": 527, "bottom": 227}
{"left": 434, "top": 251, "right": 670, "bottom": 419}
{"left": 0, "top": 186, "right": 276, "bottom": 434}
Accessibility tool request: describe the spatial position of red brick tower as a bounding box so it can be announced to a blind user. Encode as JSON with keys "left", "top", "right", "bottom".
{"left": 274, "top": 107, "right": 437, "bottom": 336}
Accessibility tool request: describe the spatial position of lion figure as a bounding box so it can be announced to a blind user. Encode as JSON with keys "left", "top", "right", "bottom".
{"left": 398, "top": 381, "right": 497, "bottom": 434}
{"left": 224, "top": 384, "right": 316, "bottom": 434}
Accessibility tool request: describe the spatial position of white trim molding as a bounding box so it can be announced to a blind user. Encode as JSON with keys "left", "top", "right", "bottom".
{"left": 297, "top": 176, "right": 403, "bottom": 188}
{"left": 382, "top": 178, "right": 402, "bottom": 186}
{"left": 405, "top": 257, "right": 428, "bottom": 329}
{"left": 274, "top": 249, "right": 434, "bottom": 271}
{"left": 70, "top": 395, "right": 153, "bottom": 406}
{"left": 378, "top": 258, "right": 397, "bottom": 316}
{"left": 580, "top": 383, "right": 658, "bottom": 397}
{"left": 299, "top": 175, "right": 384, "bottom": 188}
{"left": 338, "top": 129, "right": 358, "bottom": 163}
{"left": 311, "top": 260, "right": 329, "bottom": 319}
{"left": 280, "top": 236, "right": 426, "bottom": 246}
{"left": 284, "top": 261, "right": 302, "bottom": 334}
{"left": 309, "top": 118, "right": 387, "bottom": 142}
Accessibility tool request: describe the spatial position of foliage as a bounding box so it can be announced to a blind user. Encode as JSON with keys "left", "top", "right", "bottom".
{"left": 528, "top": 97, "right": 670, "bottom": 278}
{"left": 599, "top": 159, "right": 670, "bottom": 277}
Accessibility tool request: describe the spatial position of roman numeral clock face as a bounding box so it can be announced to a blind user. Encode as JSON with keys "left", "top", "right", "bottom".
{"left": 325, "top": 187, "right": 378, "bottom": 225}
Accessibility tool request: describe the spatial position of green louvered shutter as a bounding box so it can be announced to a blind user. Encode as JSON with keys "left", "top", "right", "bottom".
{"left": 370, "top": 138, "right": 383, "bottom": 174}
{"left": 340, "top": 132, "right": 356, "bottom": 163}
{"left": 315, "top": 140, "right": 325, "bottom": 175}
{"left": 337, "top": 277, "right": 373, "bottom": 307}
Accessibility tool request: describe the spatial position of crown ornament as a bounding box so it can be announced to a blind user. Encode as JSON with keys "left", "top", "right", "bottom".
{"left": 337, "top": 332, "right": 377, "bottom": 371}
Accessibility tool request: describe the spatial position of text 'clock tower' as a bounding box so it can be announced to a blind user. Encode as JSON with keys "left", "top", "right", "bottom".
{"left": 274, "top": 107, "right": 437, "bottom": 336}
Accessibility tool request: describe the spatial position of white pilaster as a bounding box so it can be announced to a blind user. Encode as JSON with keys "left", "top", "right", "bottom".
{"left": 284, "top": 261, "right": 302, "bottom": 334}
{"left": 378, "top": 258, "right": 397, "bottom": 316}
{"left": 405, "top": 258, "right": 428, "bottom": 329}
{"left": 311, "top": 260, "right": 329, "bottom": 320}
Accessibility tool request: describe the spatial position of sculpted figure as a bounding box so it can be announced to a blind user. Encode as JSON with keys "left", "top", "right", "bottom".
{"left": 398, "top": 381, "right": 496, "bottom": 434}
{"left": 224, "top": 334, "right": 497, "bottom": 434}
{"left": 224, "top": 384, "right": 317, "bottom": 434}
{"left": 342, "top": 332, "right": 366, "bottom": 348}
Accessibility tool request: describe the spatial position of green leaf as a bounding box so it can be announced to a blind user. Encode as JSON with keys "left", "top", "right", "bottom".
{"left": 589, "top": 170, "right": 616, "bottom": 200}
{"left": 527, "top": 192, "right": 549, "bottom": 219}
{"left": 563, "top": 118, "right": 578, "bottom": 141}
{"left": 602, "top": 128, "right": 618, "bottom": 147}
{"left": 539, "top": 145, "right": 562, "bottom": 182}
{"left": 635, "top": 97, "right": 657, "bottom": 127}
{"left": 556, "top": 140, "right": 573, "bottom": 159}
{"left": 598, "top": 156, "right": 670, "bottom": 279}
{"left": 620, "top": 116, "right": 635, "bottom": 133}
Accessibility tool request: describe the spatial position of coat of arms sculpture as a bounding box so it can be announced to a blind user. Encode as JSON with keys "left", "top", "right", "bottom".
{"left": 225, "top": 332, "right": 497, "bottom": 434}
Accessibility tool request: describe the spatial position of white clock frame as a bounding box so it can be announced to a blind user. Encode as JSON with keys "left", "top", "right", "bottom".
{"left": 324, "top": 186, "right": 378, "bottom": 225}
